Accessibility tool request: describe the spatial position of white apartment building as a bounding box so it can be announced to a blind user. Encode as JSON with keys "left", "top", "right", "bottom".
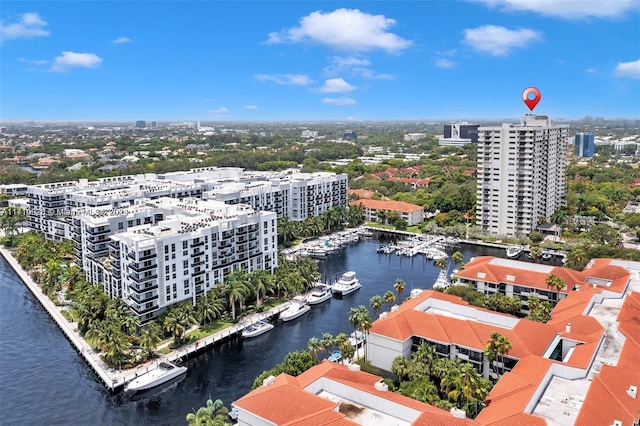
{"left": 26, "top": 168, "right": 347, "bottom": 241}
{"left": 403, "top": 132, "right": 426, "bottom": 141}
{"left": 82, "top": 198, "right": 277, "bottom": 324}
{"left": 476, "top": 115, "right": 568, "bottom": 236}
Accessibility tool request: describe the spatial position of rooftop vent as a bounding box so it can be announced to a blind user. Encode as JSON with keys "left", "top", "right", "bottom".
{"left": 450, "top": 407, "right": 467, "bottom": 419}
{"left": 347, "top": 363, "right": 361, "bottom": 372}
{"left": 374, "top": 381, "right": 389, "bottom": 392}
{"left": 610, "top": 421, "right": 622, "bottom": 426}
{"left": 262, "top": 375, "right": 275, "bottom": 387}
{"left": 506, "top": 275, "right": 516, "bottom": 282}
{"left": 627, "top": 385, "right": 637, "bottom": 399}
{"left": 566, "top": 323, "right": 571, "bottom": 333}
{"left": 379, "top": 312, "right": 388, "bottom": 320}
{"left": 477, "top": 272, "right": 486, "bottom": 279}
{"left": 391, "top": 305, "right": 399, "bottom": 312}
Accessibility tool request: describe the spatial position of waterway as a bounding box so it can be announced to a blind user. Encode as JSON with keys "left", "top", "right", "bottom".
{"left": 0, "top": 239, "right": 539, "bottom": 425}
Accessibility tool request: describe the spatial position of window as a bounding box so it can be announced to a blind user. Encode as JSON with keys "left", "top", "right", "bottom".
{"left": 183, "top": 250, "right": 188, "bottom": 256}
{"left": 171, "top": 243, "right": 175, "bottom": 252}
{"left": 183, "top": 260, "right": 188, "bottom": 268}
{"left": 136, "top": 218, "right": 141, "bottom": 225}
{"left": 173, "top": 283, "right": 177, "bottom": 292}
{"left": 172, "top": 273, "right": 176, "bottom": 279}
{"left": 171, "top": 253, "right": 176, "bottom": 260}
{"left": 164, "top": 246, "right": 169, "bottom": 254}
{"left": 183, "top": 241, "right": 188, "bottom": 249}
{"left": 184, "top": 279, "right": 189, "bottom": 287}
{"left": 165, "top": 255, "right": 169, "bottom": 261}
{"left": 166, "top": 295, "right": 171, "bottom": 301}
{"left": 165, "top": 265, "right": 170, "bottom": 274}
{"left": 165, "top": 275, "right": 170, "bottom": 281}
{"left": 118, "top": 222, "right": 124, "bottom": 230}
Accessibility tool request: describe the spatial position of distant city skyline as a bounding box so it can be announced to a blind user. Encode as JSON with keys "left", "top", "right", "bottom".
{"left": 1, "top": 1, "right": 639, "bottom": 120}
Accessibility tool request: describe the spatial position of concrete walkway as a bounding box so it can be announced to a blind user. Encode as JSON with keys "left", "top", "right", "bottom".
{"left": 0, "top": 246, "right": 290, "bottom": 391}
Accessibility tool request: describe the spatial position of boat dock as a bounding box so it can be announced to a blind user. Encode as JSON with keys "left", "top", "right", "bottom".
{"left": 0, "top": 247, "right": 290, "bottom": 392}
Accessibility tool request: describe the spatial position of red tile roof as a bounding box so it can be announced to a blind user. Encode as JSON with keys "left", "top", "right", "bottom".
{"left": 349, "top": 198, "right": 424, "bottom": 213}
{"left": 574, "top": 366, "right": 640, "bottom": 426}
{"left": 347, "top": 189, "right": 376, "bottom": 199}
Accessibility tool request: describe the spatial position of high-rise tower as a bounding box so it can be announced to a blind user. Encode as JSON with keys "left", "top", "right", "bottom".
{"left": 476, "top": 115, "right": 569, "bottom": 237}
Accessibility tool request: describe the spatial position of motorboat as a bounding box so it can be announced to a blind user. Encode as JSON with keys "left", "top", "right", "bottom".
{"left": 331, "top": 271, "right": 362, "bottom": 296}
{"left": 506, "top": 246, "right": 523, "bottom": 259}
{"left": 327, "top": 350, "right": 342, "bottom": 362}
{"left": 306, "top": 284, "right": 333, "bottom": 305}
{"left": 348, "top": 331, "right": 366, "bottom": 348}
{"left": 124, "top": 361, "right": 187, "bottom": 393}
{"left": 241, "top": 319, "right": 274, "bottom": 338}
{"left": 280, "top": 296, "right": 311, "bottom": 322}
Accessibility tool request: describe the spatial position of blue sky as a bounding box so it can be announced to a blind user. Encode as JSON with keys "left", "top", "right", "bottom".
{"left": 1, "top": 1, "right": 639, "bottom": 121}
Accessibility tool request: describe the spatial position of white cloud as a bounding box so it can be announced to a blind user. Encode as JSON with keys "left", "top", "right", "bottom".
{"left": 18, "top": 58, "right": 47, "bottom": 66}
{"left": 323, "top": 56, "right": 371, "bottom": 75}
{"left": 209, "top": 107, "right": 229, "bottom": 114}
{"left": 0, "top": 12, "right": 50, "bottom": 41}
{"left": 266, "top": 8, "right": 411, "bottom": 53}
{"left": 469, "top": 0, "right": 639, "bottom": 19}
{"left": 244, "top": 105, "right": 258, "bottom": 110}
{"left": 436, "top": 48, "right": 458, "bottom": 57}
{"left": 318, "top": 78, "right": 356, "bottom": 93}
{"left": 586, "top": 67, "right": 597, "bottom": 74}
{"left": 254, "top": 73, "right": 313, "bottom": 86}
{"left": 436, "top": 58, "right": 458, "bottom": 68}
{"left": 50, "top": 51, "right": 102, "bottom": 72}
{"left": 351, "top": 68, "right": 394, "bottom": 79}
{"left": 614, "top": 59, "right": 640, "bottom": 80}
{"left": 462, "top": 25, "right": 542, "bottom": 56}
{"left": 322, "top": 97, "right": 357, "bottom": 106}
{"left": 112, "top": 36, "right": 132, "bottom": 44}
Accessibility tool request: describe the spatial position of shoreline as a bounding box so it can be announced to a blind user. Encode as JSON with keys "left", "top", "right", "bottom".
{"left": 0, "top": 246, "right": 289, "bottom": 392}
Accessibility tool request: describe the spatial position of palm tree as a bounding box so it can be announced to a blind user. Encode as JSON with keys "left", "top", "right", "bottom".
{"left": 551, "top": 209, "right": 567, "bottom": 241}
{"left": 321, "top": 333, "right": 335, "bottom": 358}
{"left": 435, "top": 257, "right": 448, "bottom": 271}
{"left": 222, "top": 275, "right": 249, "bottom": 320}
{"left": 496, "top": 334, "right": 512, "bottom": 376}
{"left": 307, "top": 337, "right": 323, "bottom": 361}
{"left": 250, "top": 270, "right": 273, "bottom": 308}
{"left": 334, "top": 332, "right": 349, "bottom": 360}
{"left": 452, "top": 251, "right": 464, "bottom": 267}
{"left": 383, "top": 290, "right": 396, "bottom": 311}
{"left": 186, "top": 398, "right": 229, "bottom": 426}
{"left": 140, "top": 322, "right": 163, "bottom": 359}
{"left": 570, "top": 248, "right": 586, "bottom": 266}
{"left": 369, "top": 295, "right": 384, "bottom": 315}
{"left": 545, "top": 273, "right": 566, "bottom": 302}
{"left": 393, "top": 279, "right": 406, "bottom": 299}
{"left": 196, "top": 292, "right": 224, "bottom": 325}
{"left": 42, "top": 259, "right": 63, "bottom": 294}
{"left": 531, "top": 245, "right": 543, "bottom": 263}
{"left": 355, "top": 306, "right": 372, "bottom": 360}
{"left": 101, "top": 325, "right": 131, "bottom": 367}
{"left": 61, "top": 264, "right": 84, "bottom": 293}
{"left": 391, "top": 356, "right": 411, "bottom": 382}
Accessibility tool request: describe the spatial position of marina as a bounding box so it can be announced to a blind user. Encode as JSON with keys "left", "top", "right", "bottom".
{"left": 0, "top": 235, "right": 558, "bottom": 425}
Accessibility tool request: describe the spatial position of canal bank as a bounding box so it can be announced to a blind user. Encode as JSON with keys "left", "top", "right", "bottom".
{"left": 0, "top": 246, "right": 291, "bottom": 392}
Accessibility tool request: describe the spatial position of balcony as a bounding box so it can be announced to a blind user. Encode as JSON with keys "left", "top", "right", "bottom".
{"left": 129, "top": 261, "right": 157, "bottom": 273}
{"left": 129, "top": 301, "right": 159, "bottom": 315}
{"left": 192, "top": 249, "right": 204, "bottom": 257}
{"left": 128, "top": 272, "right": 158, "bottom": 283}
{"left": 87, "top": 227, "right": 109, "bottom": 235}
{"left": 129, "top": 281, "right": 159, "bottom": 293}
{"left": 191, "top": 260, "right": 205, "bottom": 268}
{"left": 191, "top": 240, "right": 205, "bottom": 248}
{"left": 129, "top": 291, "right": 158, "bottom": 304}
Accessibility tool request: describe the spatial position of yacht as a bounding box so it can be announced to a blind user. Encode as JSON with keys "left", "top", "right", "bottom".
{"left": 241, "top": 319, "right": 274, "bottom": 338}
{"left": 124, "top": 361, "right": 187, "bottom": 393}
{"left": 306, "top": 283, "right": 333, "bottom": 305}
{"left": 506, "top": 246, "right": 523, "bottom": 259}
{"left": 433, "top": 268, "right": 451, "bottom": 290}
{"left": 280, "top": 296, "right": 311, "bottom": 322}
{"left": 331, "top": 271, "right": 362, "bottom": 297}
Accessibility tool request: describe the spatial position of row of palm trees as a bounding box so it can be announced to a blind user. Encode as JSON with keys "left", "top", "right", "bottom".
{"left": 483, "top": 331, "right": 513, "bottom": 377}
{"left": 186, "top": 398, "right": 230, "bottom": 426}
{"left": 277, "top": 205, "right": 364, "bottom": 246}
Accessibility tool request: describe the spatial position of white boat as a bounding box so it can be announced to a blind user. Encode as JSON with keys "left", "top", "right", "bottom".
{"left": 331, "top": 271, "right": 362, "bottom": 296}
{"left": 506, "top": 246, "right": 523, "bottom": 259}
{"left": 241, "top": 319, "right": 274, "bottom": 338}
{"left": 125, "top": 361, "right": 187, "bottom": 393}
{"left": 307, "top": 284, "right": 333, "bottom": 305}
{"left": 433, "top": 268, "right": 450, "bottom": 290}
{"left": 280, "top": 296, "right": 311, "bottom": 322}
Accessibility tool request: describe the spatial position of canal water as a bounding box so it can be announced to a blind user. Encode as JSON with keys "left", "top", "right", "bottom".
{"left": 0, "top": 239, "right": 518, "bottom": 425}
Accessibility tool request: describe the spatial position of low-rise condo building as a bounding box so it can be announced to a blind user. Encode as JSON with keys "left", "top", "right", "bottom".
{"left": 349, "top": 199, "right": 424, "bottom": 226}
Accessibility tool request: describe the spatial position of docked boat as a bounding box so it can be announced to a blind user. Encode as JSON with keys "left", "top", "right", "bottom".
{"left": 327, "top": 350, "right": 342, "bottom": 362}
{"left": 307, "top": 284, "right": 333, "bottom": 305}
{"left": 433, "top": 268, "right": 450, "bottom": 290}
{"left": 124, "top": 361, "right": 187, "bottom": 393}
{"left": 241, "top": 319, "right": 274, "bottom": 338}
{"left": 280, "top": 296, "right": 311, "bottom": 322}
{"left": 506, "top": 246, "right": 523, "bottom": 259}
{"left": 331, "top": 271, "right": 362, "bottom": 297}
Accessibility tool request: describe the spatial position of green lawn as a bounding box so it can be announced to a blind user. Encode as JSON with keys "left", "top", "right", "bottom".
{"left": 364, "top": 221, "right": 394, "bottom": 230}
{"left": 406, "top": 225, "right": 421, "bottom": 234}
{"left": 185, "top": 319, "right": 233, "bottom": 341}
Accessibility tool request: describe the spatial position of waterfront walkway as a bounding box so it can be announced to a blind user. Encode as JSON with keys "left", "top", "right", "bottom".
{"left": 0, "top": 247, "right": 290, "bottom": 392}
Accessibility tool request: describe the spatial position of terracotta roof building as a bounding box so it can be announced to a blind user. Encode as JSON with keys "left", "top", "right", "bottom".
{"left": 233, "top": 360, "right": 478, "bottom": 425}
{"left": 349, "top": 199, "right": 424, "bottom": 226}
